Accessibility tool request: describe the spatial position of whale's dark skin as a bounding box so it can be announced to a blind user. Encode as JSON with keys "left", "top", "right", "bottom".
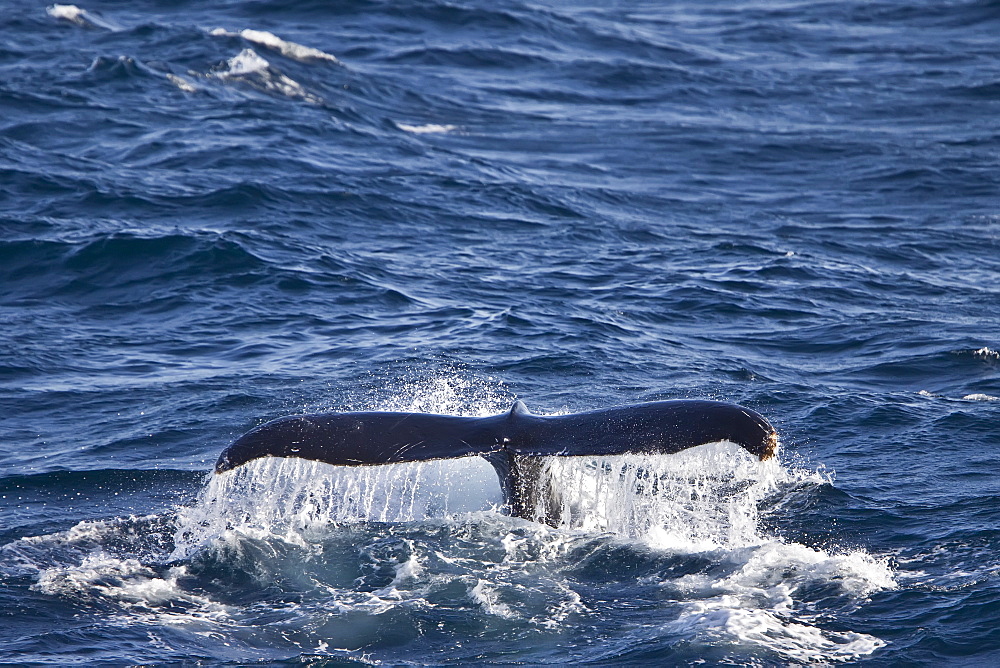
{"left": 215, "top": 400, "right": 777, "bottom": 523}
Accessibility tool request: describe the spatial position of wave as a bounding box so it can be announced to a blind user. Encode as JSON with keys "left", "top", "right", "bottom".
{"left": 207, "top": 48, "right": 322, "bottom": 103}
{"left": 210, "top": 28, "right": 339, "bottom": 64}
{"left": 46, "top": 4, "right": 119, "bottom": 31}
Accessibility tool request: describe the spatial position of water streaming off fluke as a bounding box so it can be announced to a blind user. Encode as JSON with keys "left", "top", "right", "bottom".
{"left": 178, "top": 439, "right": 783, "bottom": 557}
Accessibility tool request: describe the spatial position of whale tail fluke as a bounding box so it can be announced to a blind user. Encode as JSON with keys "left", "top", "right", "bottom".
{"left": 214, "top": 400, "right": 777, "bottom": 521}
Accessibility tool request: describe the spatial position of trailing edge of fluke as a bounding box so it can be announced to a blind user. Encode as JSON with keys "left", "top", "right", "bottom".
{"left": 215, "top": 399, "right": 777, "bottom": 523}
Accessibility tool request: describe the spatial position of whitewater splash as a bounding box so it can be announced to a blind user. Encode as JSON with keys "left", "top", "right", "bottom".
{"left": 1, "top": 376, "right": 895, "bottom": 662}
{"left": 174, "top": 441, "right": 774, "bottom": 558}
{"left": 3, "top": 449, "right": 894, "bottom": 663}
{"left": 171, "top": 456, "right": 503, "bottom": 560}
{"left": 165, "top": 425, "right": 893, "bottom": 660}
{"left": 541, "top": 442, "right": 782, "bottom": 547}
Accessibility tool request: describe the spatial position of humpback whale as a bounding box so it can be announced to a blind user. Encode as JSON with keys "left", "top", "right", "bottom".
{"left": 215, "top": 400, "right": 777, "bottom": 523}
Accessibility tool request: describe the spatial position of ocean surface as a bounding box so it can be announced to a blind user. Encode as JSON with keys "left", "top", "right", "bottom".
{"left": 2, "top": 1, "right": 999, "bottom": 665}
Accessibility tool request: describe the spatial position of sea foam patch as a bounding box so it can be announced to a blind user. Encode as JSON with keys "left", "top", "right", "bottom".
{"left": 211, "top": 28, "right": 339, "bottom": 63}
{"left": 209, "top": 48, "right": 321, "bottom": 102}
{"left": 665, "top": 600, "right": 886, "bottom": 662}
{"left": 657, "top": 539, "right": 895, "bottom": 662}
{"left": 396, "top": 123, "right": 458, "bottom": 134}
{"left": 46, "top": 4, "right": 119, "bottom": 30}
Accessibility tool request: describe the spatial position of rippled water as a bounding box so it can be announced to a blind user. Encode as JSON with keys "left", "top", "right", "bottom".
{"left": 2, "top": 1, "right": 999, "bottom": 665}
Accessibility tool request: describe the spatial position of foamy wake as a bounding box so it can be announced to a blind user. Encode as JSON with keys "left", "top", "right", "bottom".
{"left": 34, "top": 552, "right": 225, "bottom": 618}
{"left": 2, "top": 449, "right": 893, "bottom": 663}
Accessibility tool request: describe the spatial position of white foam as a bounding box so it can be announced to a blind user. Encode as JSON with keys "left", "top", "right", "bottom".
{"left": 46, "top": 4, "right": 118, "bottom": 30}
{"left": 3, "top": 517, "right": 231, "bottom": 628}
{"left": 973, "top": 347, "right": 999, "bottom": 360}
{"left": 963, "top": 393, "right": 998, "bottom": 401}
{"left": 166, "top": 73, "right": 199, "bottom": 93}
{"left": 223, "top": 48, "right": 269, "bottom": 76}
{"left": 468, "top": 578, "right": 516, "bottom": 618}
{"left": 47, "top": 4, "right": 85, "bottom": 22}
{"left": 720, "top": 541, "right": 896, "bottom": 599}
{"left": 391, "top": 551, "right": 424, "bottom": 585}
{"left": 666, "top": 601, "right": 885, "bottom": 662}
{"left": 523, "top": 443, "right": 893, "bottom": 660}
{"left": 396, "top": 123, "right": 458, "bottom": 134}
{"left": 211, "top": 28, "right": 339, "bottom": 63}
{"left": 211, "top": 48, "right": 320, "bottom": 103}
{"left": 536, "top": 580, "right": 585, "bottom": 629}
{"left": 32, "top": 551, "right": 209, "bottom": 608}
{"left": 370, "top": 540, "right": 426, "bottom": 600}
{"left": 665, "top": 541, "right": 894, "bottom": 661}
{"left": 920, "top": 389, "right": 998, "bottom": 401}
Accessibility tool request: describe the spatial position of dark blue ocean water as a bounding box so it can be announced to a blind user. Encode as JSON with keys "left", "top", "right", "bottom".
{"left": 2, "top": 1, "right": 999, "bottom": 664}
